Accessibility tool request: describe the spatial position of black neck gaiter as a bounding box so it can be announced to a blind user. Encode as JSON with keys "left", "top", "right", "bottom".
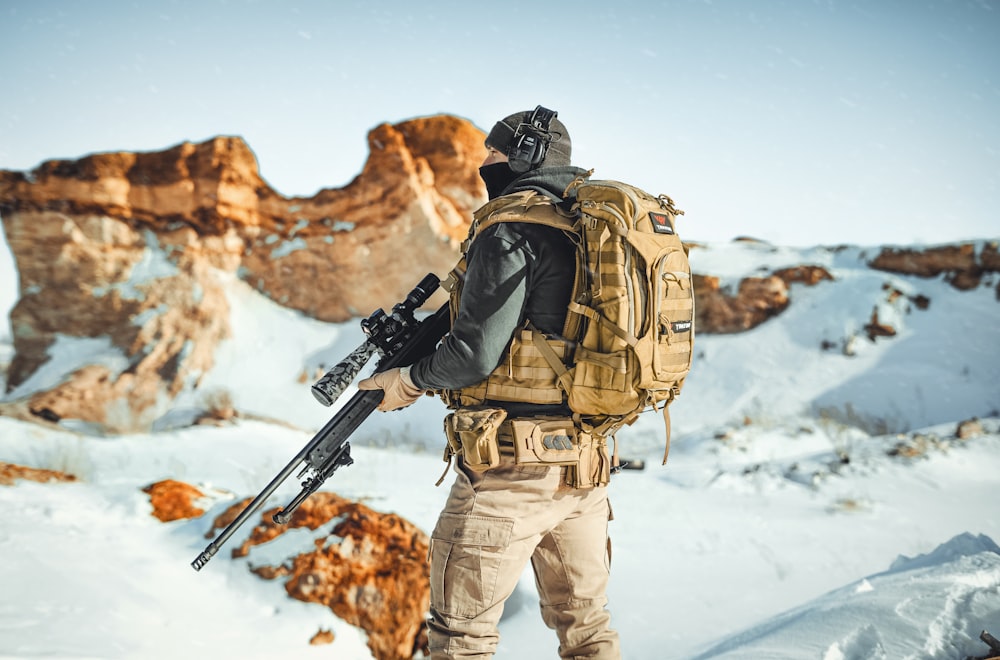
{"left": 479, "top": 162, "right": 521, "bottom": 200}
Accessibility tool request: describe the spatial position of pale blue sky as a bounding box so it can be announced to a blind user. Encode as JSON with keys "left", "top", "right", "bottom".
{"left": 1, "top": 0, "right": 998, "bottom": 246}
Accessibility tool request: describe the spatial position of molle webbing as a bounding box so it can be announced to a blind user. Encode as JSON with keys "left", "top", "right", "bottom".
{"left": 443, "top": 192, "right": 580, "bottom": 410}
{"left": 445, "top": 328, "right": 573, "bottom": 408}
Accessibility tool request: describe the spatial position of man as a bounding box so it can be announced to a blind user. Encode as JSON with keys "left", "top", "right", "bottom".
{"left": 359, "top": 107, "right": 621, "bottom": 659}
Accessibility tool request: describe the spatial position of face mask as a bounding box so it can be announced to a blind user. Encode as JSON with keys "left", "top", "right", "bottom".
{"left": 479, "top": 162, "right": 520, "bottom": 200}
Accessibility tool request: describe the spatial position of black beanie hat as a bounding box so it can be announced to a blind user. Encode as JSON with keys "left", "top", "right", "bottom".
{"left": 485, "top": 108, "right": 572, "bottom": 169}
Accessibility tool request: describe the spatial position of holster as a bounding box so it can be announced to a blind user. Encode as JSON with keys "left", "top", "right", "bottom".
{"left": 443, "top": 407, "right": 508, "bottom": 472}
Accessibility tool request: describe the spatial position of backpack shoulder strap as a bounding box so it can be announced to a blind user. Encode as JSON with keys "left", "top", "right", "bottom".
{"left": 472, "top": 191, "right": 578, "bottom": 239}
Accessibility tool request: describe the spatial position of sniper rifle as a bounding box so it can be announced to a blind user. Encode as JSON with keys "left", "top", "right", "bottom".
{"left": 191, "top": 273, "right": 448, "bottom": 571}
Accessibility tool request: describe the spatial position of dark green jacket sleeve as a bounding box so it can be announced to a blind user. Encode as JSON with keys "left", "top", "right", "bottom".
{"left": 409, "top": 223, "right": 529, "bottom": 390}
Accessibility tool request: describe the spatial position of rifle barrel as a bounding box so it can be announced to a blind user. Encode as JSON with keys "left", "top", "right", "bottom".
{"left": 190, "top": 396, "right": 362, "bottom": 571}
{"left": 190, "top": 448, "right": 306, "bottom": 571}
{"left": 190, "top": 300, "right": 450, "bottom": 572}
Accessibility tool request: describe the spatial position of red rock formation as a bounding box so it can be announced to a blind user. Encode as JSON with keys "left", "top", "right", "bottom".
{"left": 863, "top": 307, "right": 897, "bottom": 341}
{"left": 205, "top": 496, "right": 254, "bottom": 539}
{"left": 142, "top": 479, "right": 207, "bottom": 522}
{"left": 4, "top": 116, "right": 989, "bottom": 433}
{"left": 0, "top": 116, "right": 486, "bottom": 432}
{"left": 956, "top": 417, "right": 984, "bottom": 440}
{"left": 309, "top": 629, "right": 335, "bottom": 645}
{"left": 242, "top": 116, "right": 485, "bottom": 321}
{"left": 694, "top": 274, "right": 791, "bottom": 334}
{"left": 869, "top": 242, "right": 999, "bottom": 291}
{"left": 772, "top": 265, "right": 835, "bottom": 287}
{"left": 0, "top": 461, "right": 77, "bottom": 486}
{"left": 206, "top": 492, "right": 429, "bottom": 660}
{"left": 692, "top": 264, "right": 839, "bottom": 334}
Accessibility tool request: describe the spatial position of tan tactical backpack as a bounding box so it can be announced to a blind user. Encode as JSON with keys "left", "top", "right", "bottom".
{"left": 563, "top": 175, "right": 694, "bottom": 461}
{"left": 466, "top": 172, "right": 695, "bottom": 463}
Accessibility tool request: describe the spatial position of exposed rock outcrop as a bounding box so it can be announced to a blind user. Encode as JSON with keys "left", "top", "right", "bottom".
{"left": 692, "top": 264, "right": 833, "bottom": 334}
{"left": 693, "top": 274, "right": 790, "bottom": 334}
{"left": 144, "top": 482, "right": 431, "bottom": 658}
{"left": 4, "top": 120, "right": 993, "bottom": 433}
{"left": 691, "top": 264, "right": 836, "bottom": 334}
{"left": 869, "top": 241, "right": 999, "bottom": 291}
{"left": 772, "top": 265, "right": 835, "bottom": 287}
{"left": 0, "top": 461, "right": 77, "bottom": 486}
{"left": 0, "top": 116, "right": 486, "bottom": 432}
{"left": 863, "top": 307, "right": 897, "bottom": 341}
{"left": 205, "top": 491, "right": 430, "bottom": 660}
{"left": 143, "top": 479, "right": 207, "bottom": 522}
{"left": 956, "top": 417, "right": 984, "bottom": 440}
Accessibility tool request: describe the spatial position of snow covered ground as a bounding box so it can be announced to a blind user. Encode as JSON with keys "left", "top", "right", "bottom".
{"left": 1, "top": 236, "right": 998, "bottom": 659}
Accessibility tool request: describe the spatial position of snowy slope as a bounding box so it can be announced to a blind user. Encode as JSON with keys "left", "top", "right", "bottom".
{"left": 1, "top": 236, "right": 998, "bottom": 660}
{"left": 689, "top": 533, "right": 1000, "bottom": 659}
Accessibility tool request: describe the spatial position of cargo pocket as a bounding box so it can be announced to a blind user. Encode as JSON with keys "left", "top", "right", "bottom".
{"left": 430, "top": 513, "right": 514, "bottom": 619}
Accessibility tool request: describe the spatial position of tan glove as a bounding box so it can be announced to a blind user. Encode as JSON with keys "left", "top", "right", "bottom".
{"left": 357, "top": 366, "right": 425, "bottom": 412}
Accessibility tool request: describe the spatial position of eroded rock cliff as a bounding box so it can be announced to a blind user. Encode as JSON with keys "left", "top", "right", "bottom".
{"left": 0, "top": 116, "right": 486, "bottom": 431}
{"left": 869, "top": 242, "right": 1000, "bottom": 291}
{"left": 2, "top": 120, "right": 996, "bottom": 433}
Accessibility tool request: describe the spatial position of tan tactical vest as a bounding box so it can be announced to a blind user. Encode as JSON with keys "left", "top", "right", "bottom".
{"left": 441, "top": 191, "right": 581, "bottom": 411}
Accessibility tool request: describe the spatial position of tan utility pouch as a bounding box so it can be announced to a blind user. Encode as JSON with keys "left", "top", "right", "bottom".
{"left": 444, "top": 407, "right": 508, "bottom": 472}
{"left": 507, "top": 418, "right": 611, "bottom": 489}
{"left": 508, "top": 418, "right": 581, "bottom": 466}
{"left": 571, "top": 432, "right": 612, "bottom": 489}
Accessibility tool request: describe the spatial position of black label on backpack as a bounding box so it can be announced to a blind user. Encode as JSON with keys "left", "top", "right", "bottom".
{"left": 649, "top": 212, "right": 674, "bottom": 234}
{"left": 671, "top": 320, "right": 692, "bottom": 333}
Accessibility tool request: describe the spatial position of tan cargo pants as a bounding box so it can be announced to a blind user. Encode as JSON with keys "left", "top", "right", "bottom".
{"left": 427, "top": 454, "right": 621, "bottom": 659}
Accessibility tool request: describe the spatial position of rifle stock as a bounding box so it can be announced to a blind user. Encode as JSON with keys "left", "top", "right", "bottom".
{"left": 192, "top": 275, "right": 449, "bottom": 571}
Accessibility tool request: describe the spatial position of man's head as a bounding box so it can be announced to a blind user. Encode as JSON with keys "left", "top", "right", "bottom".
{"left": 484, "top": 106, "right": 571, "bottom": 173}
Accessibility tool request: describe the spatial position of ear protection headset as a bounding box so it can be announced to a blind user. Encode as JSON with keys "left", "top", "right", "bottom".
{"left": 507, "top": 105, "right": 559, "bottom": 173}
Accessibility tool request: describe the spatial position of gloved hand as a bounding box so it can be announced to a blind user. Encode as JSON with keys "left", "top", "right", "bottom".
{"left": 357, "top": 366, "right": 425, "bottom": 412}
